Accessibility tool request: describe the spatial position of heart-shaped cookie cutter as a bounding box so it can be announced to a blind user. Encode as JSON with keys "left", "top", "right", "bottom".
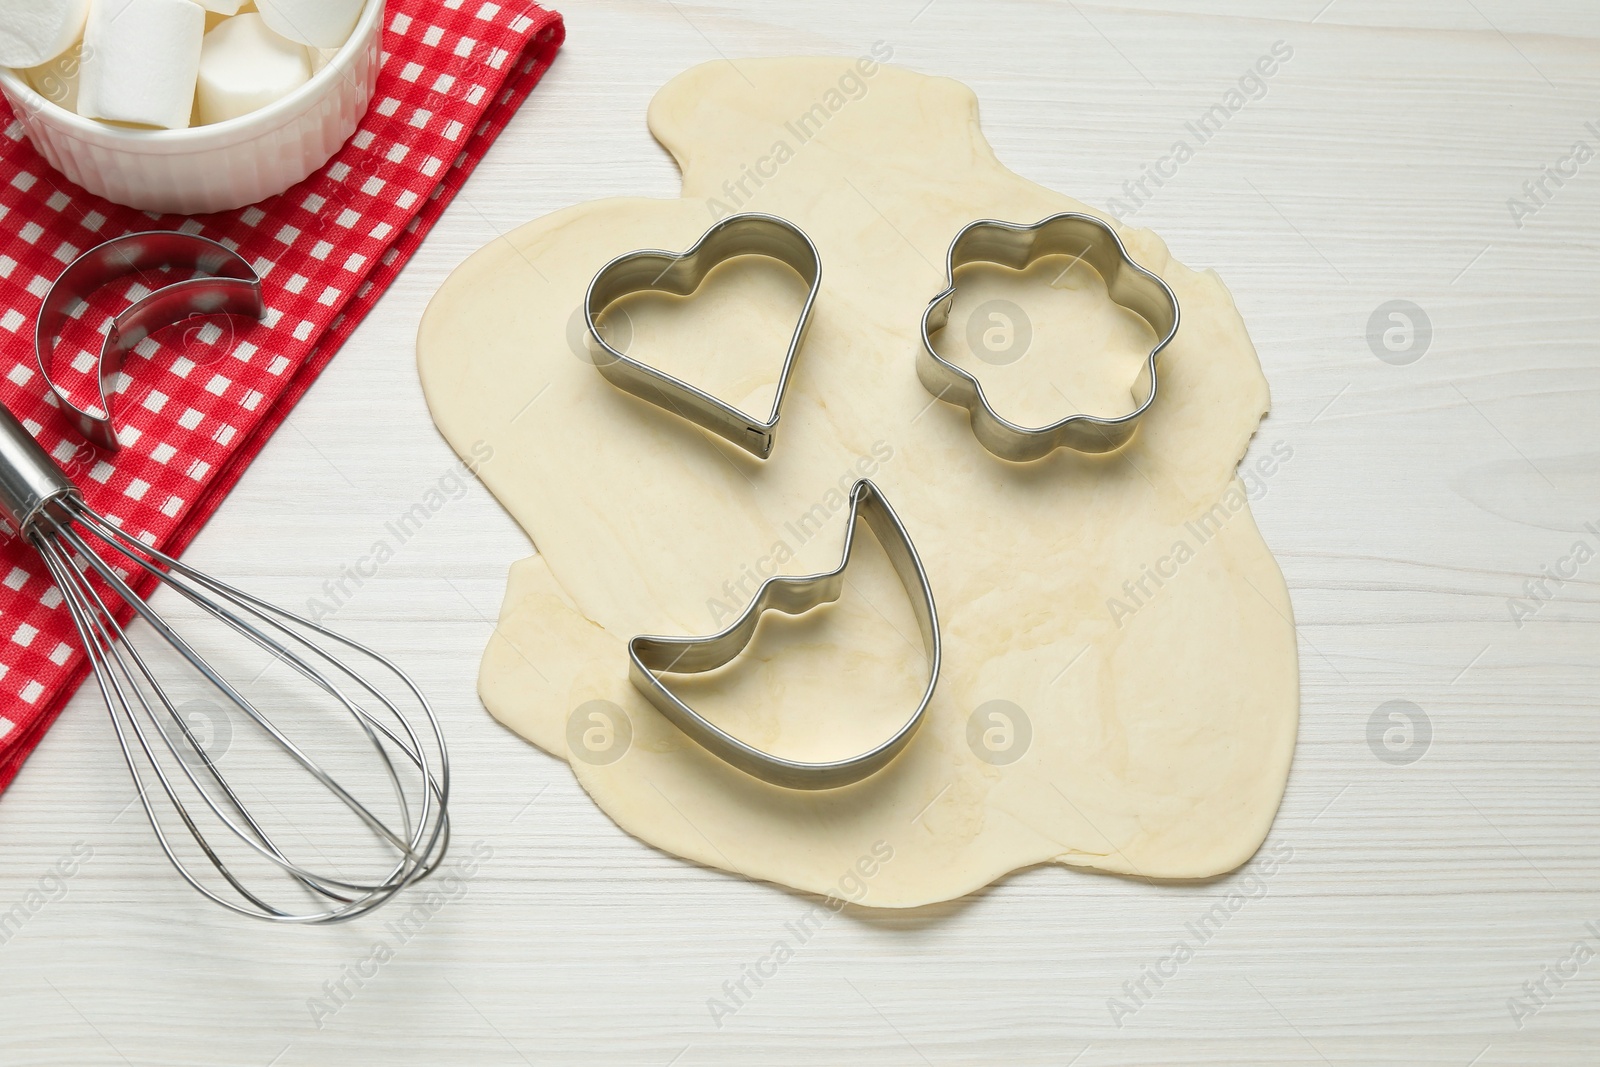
{"left": 36, "top": 231, "right": 264, "bottom": 451}
{"left": 585, "top": 213, "right": 821, "bottom": 460}
{"left": 919, "top": 212, "right": 1180, "bottom": 462}
{"left": 628, "top": 479, "right": 941, "bottom": 790}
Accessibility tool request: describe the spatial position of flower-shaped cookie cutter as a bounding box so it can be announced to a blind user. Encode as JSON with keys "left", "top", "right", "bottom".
{"left": 918, "top": 212, "right": 1180, "bottom": 462}
{"left": 585, "top": 213, "right": 821, "bottom": 460}
{"left": 36, "top": 231, "right": 264, "bottom": 451}
{"left": 628, "top": 479, "right": 941, "bottom": 790}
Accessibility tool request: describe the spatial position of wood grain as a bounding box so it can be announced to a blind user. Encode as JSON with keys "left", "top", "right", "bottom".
{"left": 0, "top": 1, "right": 1597, "bottom": 1064}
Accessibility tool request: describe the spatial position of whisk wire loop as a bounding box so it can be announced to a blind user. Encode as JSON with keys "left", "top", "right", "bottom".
{"left": 26, "top": 496, "right": 451, "bottom": 924}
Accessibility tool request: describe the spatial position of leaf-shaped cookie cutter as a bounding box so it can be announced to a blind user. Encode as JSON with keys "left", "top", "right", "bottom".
{"left": 628, "top": 479, "right": 941, "bottom": 790}
{"left": 919, "top": 212, "right": 1180, "bottom": 462}
{"left": 36, "top": 231, "right": 264, "bottom": 451}
{"left": 584, "top": 213, "right": 821, "bottom": 460}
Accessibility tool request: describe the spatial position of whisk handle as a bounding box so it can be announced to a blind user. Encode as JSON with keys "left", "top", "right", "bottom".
{"left": 0, "top": 402, "right": 80, "bottom": 536}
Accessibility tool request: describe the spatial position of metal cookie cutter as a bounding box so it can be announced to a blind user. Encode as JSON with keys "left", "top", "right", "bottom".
{"left": 919, "top": 212, "right": 1180, "bottom": 463}
{"left": 628, "top": 479, "right": 941, "bottom": 790}
{"left": 585, "top": 212, "right": 821, "bottom": 460}
{"left": 36, "top": 231, "right": 264, "bottom": 451}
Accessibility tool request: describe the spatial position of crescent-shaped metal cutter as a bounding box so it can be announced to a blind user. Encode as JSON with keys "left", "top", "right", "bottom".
{"left": 919, "top": 212, "right": 1180, "bottom": 463}
{"left": 585, "top": 213, "right": 821, "bottom": 460}
{"left": 36, "top": 231, "right": 264, "bottom": 451}
{"left": 628, "top": 479, "right": 941, "bottom": 790}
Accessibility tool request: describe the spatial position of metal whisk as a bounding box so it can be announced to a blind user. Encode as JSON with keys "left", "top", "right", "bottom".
{"left": 0, "top": 403, "right": 449, "bottom": 923}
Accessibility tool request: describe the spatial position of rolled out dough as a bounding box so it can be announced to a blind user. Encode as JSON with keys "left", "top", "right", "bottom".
{"left": 416, "top": 57, "right": 1299, "bottom": 907}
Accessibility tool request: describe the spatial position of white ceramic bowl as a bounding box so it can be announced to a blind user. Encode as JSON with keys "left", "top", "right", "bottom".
{"left": 0, "top": 0, "right": 384, "bottom": 215}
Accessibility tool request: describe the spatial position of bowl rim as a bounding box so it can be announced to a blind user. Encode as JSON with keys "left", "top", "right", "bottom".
{"left": 0, "top": 0, "right": 384, "bottom": 145}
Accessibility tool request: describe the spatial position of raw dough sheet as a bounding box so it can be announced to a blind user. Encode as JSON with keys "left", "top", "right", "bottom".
{"left": 417, "top": 55, "right": 1299, "bottom": 907}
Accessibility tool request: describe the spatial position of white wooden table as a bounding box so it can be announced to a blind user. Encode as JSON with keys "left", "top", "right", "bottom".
{"left": 2, "top": 2, "right": 1598, "bottom": 1063}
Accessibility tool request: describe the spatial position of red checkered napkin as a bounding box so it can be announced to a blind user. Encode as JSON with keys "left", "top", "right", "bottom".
{"left": 0, "top": 0, "right": 565, "bottom": 792}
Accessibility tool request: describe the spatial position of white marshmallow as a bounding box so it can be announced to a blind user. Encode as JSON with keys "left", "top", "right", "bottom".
{"left": 255, "top": 0, "right": 361, "bottom": 49}
{"left": 24, "top": 40, "right": 88, "bottom": 112}
{"left": 196, "top": 12, "right": 307, "bottom": 125}
{"left": 306, "top": 45, "right": 338, "bottom": 73}
{"left": 0, "top": 0, "right": 90, "bottom": 68}
{"left": 196, "top": 0, "right": 250, "bottom": 11}
{"left": 77, "top": 0, "right": 205, "bottom": 130}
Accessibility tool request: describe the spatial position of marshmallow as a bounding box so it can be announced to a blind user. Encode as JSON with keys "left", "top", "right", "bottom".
{"left": 0, "top": 0, "right": 91, "bottom": 69}
{"left": 77, "top": 0, "right": 205, "bottom": 130}
{"left": 25, "top": 41, "right": 88, "bottom": 112}
{"left": 307, "top": 46, "right": 338, "bottom": 73}
{"left": 255, "top": 0, "right": 361, "bottom": 49}
{"left": 196, "top": 12, "right": 308, "bottom": 125}
{"left": 200, "top": 0, "right": 253, "bottom": 32}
